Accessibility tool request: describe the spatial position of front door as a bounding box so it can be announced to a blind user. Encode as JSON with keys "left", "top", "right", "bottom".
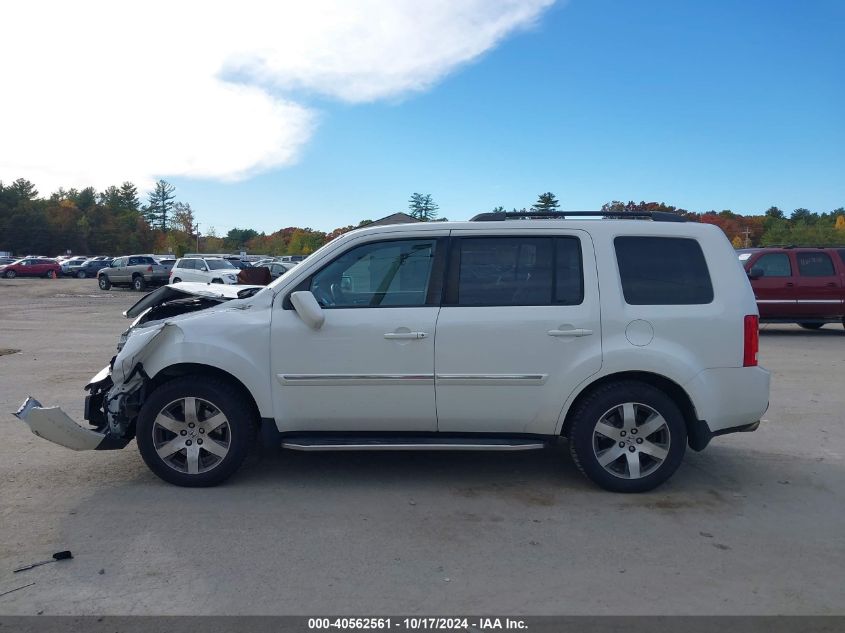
{"left": 434, "top": 230, "right": 602, "bottom": 435}
{"left": 748, "top": 251, "right": 796, "bottom": 319}
{"left": 271, "top": 236, "right": 445, "bottom": 432}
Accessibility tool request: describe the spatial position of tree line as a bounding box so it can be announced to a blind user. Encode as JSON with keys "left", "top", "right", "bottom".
{"left": 1, "top": 178, "right": 843, "bottom": 258}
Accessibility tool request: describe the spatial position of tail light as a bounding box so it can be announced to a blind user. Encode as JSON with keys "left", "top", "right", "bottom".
{"left": 743, "top": 315, "right": 759, "bottom": 367}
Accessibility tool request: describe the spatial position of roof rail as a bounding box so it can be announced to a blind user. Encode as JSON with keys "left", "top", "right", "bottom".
{"left": 469, "top": 210, "right": 687, "bottom": 223}
{"left": 761, "top": 244, "right": 845, "bottom": 249}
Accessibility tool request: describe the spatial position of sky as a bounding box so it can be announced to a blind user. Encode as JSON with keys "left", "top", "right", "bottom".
{"left": 1, "top": 0, "right": 843, "bottom": 234}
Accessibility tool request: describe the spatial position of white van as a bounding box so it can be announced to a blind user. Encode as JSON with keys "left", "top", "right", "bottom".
{"left": 17, "top": 211, "right": 770, "bottom": 492}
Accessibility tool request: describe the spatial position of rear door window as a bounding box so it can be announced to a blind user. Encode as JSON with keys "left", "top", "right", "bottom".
{"left": 753, "top": 253, "right": 792, "bottom": 277}
{"left": 614, "top": 236, "right": 713, "bottom": 305}
{"left": 446, "top": 236, "right": 584, "bottom": 306}
{"left": 796, "top": 252, "right": 835, "bottom": 277}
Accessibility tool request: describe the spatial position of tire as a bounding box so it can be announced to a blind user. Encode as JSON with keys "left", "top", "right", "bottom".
{"left": 4, "top": 270, "right": 15, "bottom": 279}
{"left": 77, "top": 270, "right": 87, "bottom": 279}
{"left": 172, "top": 277, "right": 182, "bottom": 284}
{"left": 798, "top": 322, "right": 823, "bottom": 330}
{"left": 98, "top": 275, "right": 111, "bottom": 290}
{"left": 132, "top": 275, "right": 146, "bottom": 292}
{"left": 568, "top": 380, "right": 687, "bottom": 493}
{"left": 45, "top": 270, "right": 56, "bottom": 279}
{"left": 136, "top": 376, "right": 256, "bottom": 487}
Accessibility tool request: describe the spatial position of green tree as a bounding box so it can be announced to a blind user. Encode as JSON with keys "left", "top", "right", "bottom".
{"left": 764, "top": 206, "right": 784, "bottom": 219}
{"left": 9, "top": 178, "right": 38, "bottom": 201}
{"left": 790, "top": 208, "right": 813, "bottom": 223}
{"left": 408, "top": 193, "right": 439, "bottom": 221}
{"left": 531, "top": 192, "right": 560, "bottom": 213}
{"left": 118, "top": 182, "right": 141, "bottom": 212}
{"left": 145, "top": 179, "right": 176, "bottom": 231}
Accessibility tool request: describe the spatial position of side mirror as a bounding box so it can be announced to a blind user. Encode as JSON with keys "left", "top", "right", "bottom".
{"left": 290, "top": 291, "right": 325, "bottom": 330}
{"left": 747, "top": 267, "right": 764, "bottom": 280}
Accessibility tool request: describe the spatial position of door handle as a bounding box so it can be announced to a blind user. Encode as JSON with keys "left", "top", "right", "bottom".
{"left": 548, "top": 328, "right": 593, "bottom": 337}
{"left": 826, "top": 283, "right": 837, "bottom": 288}
{"left": 384, "top": 332, "right": 428, "bottom": 340}
{"left": 785, "top": 282, "right": 794, "bottom": 287}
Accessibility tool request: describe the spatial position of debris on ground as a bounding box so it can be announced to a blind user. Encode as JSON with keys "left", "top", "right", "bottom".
{"left": 13, "top": 550, "right": 73, "bottom": 573}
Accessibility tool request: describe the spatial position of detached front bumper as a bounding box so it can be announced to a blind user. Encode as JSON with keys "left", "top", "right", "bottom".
{"left": 13, "top": 366, "right": 132, "bottom": 451}
{"left": 14, "top": 397, "right": 123, "bottom": 450}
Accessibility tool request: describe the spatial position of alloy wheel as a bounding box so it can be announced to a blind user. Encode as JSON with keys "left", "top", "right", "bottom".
{"left": 592, "top": 402, "right": 671, "bottom": 479}
{"left": 152, "top": 397, "right": 231, "bottom": 475}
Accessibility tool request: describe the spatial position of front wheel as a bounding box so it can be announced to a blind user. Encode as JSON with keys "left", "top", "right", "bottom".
{"left": 136, "top": 376, "right": 256, "bottom": 487}
{"left": 45, "top": 270, "right": 56, "bottom": 279}
{"left": 77, "top": 270, "right": 87, "bottom": 279}
{"left": 798, "top": 322, "right": 823, "bottom": 330}
{"left": 172, "top": 277, "right": 182, "bottom": 284}
{"left": 98, "top": 275, "right": 111, "bottom": 290}
{"left": 568, "top": 381, "right": 687, "bottom": 493}
{"left": 4, "top": 270, "right": 15, "bottom": 279}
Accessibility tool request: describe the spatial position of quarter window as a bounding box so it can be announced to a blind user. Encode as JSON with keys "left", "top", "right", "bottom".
{"left": 753, "top": 253, "right": 792, "bottom": 277}
{"left": 447, "top": 236, "right": 584, "bottom": 307}
{"left": 614, "top": 236, "right": 713, "bottom": 305}
{"left": 796, "top": 252, "right": 835, "bottom": 277}
{"left": 310, "top": 239, "right": 437, "bottom": 308}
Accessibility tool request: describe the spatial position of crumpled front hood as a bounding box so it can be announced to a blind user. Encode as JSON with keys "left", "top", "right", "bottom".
{"left": 123, "top": 282, "right": 263, "bottom": 318}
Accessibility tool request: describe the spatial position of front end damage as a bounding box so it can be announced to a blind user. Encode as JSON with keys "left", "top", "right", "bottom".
{"left": 14, "top": 283, "right": 262, "bottom": 451}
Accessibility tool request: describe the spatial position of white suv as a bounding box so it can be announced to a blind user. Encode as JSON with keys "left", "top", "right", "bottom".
{"left": 169, "top": 257, "right": 239, "bottom": 284}
{"left": 16, "top": 211, "right": 770, "bottom": 492}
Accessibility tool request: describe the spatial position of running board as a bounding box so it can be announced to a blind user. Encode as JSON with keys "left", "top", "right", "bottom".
{"left": 281, "top": 436, "right": 548, "bottom": 452}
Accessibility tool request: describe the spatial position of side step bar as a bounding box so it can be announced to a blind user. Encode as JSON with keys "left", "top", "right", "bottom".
{"left": 281, "top": 436, "right": 548, "bottom": 452}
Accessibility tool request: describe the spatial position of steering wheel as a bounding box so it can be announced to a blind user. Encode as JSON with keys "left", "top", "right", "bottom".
{"left": 312, "top": 283, "right": 335, "bottom": 308}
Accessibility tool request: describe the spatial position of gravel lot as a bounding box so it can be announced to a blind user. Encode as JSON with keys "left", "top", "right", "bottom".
{"left": 0, "top": 279, "right": 843, "bottom": 615}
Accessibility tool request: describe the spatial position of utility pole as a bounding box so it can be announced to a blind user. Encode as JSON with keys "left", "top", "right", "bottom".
{"left": 742, "top": 227, "right": 752, "bottom": 248}
{"left": 194, "top": 223, "right": 200, "bottom": 252}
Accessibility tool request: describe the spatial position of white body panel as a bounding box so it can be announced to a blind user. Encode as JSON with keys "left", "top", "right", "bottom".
{"left": 435, "top": 228, "right": 602, "bottom": 434}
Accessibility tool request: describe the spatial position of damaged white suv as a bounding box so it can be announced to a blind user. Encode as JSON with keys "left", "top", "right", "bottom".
{"left": 16, "top": 211, "right": 770, "bottom": 492}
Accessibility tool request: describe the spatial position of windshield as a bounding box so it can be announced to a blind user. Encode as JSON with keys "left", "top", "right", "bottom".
{"left": 206, "top": 259, "right": 236, "bottom": 270}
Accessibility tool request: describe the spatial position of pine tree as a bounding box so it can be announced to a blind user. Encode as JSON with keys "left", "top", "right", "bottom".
{"left": 408, "top": 193, "right": 439, "bottom": 221}
{"left": 118, "top": 182, "right": 140, "bottom": 212}
{"left": 145, "top": 180, "right": 176, "bottom": 231}
{"left": 531, "top": 192, "right": 560, "bottom": 213}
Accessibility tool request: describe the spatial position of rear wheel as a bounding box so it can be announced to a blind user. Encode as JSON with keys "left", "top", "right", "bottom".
{"left": 798, "top": 322, "right": 824, "bottom": 330}
{"left": 98, "top": 275, "right": 111, "bottom": 290}
{"left": 136, "top": 376, "right": 256, "bottom": 487}
{"left": 172, "top": 277, "right": 182, "bottom": 284}
{"left": 568, "top": 380, "right": 687, "bottom": 493}
{"left": 132, "top": 275, "right": 146, "bottom": 291}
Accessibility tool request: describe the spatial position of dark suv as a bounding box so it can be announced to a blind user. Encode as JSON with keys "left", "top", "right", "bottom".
{"left": 743, "top": 247, "right": 845, "bottom": 329}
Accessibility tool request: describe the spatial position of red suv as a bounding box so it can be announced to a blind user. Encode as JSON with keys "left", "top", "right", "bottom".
{"left": 0, "top": 257, "right": 62, "bottom": 279}
{"left": 743, "top": 247, "right": 845, "bottom": 330}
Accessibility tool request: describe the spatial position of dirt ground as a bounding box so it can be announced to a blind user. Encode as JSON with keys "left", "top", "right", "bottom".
{"left": 0, "top": 279, "right": 843, "bottom": 615}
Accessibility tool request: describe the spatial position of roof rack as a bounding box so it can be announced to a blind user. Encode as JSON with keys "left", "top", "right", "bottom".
{"left": 469, "top": 210, "right": 687, "bottom": 223}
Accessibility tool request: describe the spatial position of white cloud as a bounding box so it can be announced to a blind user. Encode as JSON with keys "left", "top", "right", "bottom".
{"left": 0, "top": 0, "right": 554, "bottom": 194}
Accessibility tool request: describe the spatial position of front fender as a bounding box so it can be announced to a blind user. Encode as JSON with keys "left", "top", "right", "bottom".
{"left": 138, "top": 321, "right": 273, "bottom": 418}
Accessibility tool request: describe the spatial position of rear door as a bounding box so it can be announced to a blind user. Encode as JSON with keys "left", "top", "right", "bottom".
{"left": 434, "top": 229, "right": 601, "bottom": 435}
{"left": 793, "top": 250, "right": 843, "bottom": 318}
{"left": 747, "top": 251, "right": 796, "bottom": 319}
